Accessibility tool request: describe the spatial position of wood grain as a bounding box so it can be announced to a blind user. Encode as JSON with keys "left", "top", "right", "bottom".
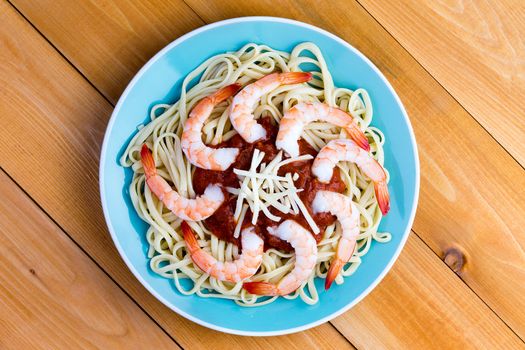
{"left": 183, "top": 0, "right": 525, "bottom": 340}
{"left": 0, "top": 2, "right": 352, "bottom": 349}
{"left": 0, "top": 170, "right": 178, "bottom": 349}
{"left": 2, "top": 0, "right": 524, "bottom": 347}
{"left": 9, "top": 0, "right": 204, "bottom": 103}
{"left": 333, "top": 235, "right": 523, "bottom": 349}
{"left": 4, "top": 0, "right": 525, "bottom": 347}
{"left": 358, "top": 0, "right": 525, "bottom": 167}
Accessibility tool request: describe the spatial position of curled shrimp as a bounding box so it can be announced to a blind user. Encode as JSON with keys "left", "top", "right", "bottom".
{"left": 141, "top": 145, "right": 224, "bottom": 221}
{"left": 182, "top": 222, "right": 264, "bottom": 282}
{"left": 312, "top": 139, "right": 390, "bottom": 215}
{"left": 181, "top": 84, "right": 241, "bottom": 170}
{"left": 312, "top": 190, "right": 360, "bottom": 290}
{"left": 230, "top": 72, "right": 312, "bottom": 143}
{"left": 276, "top": 102, "right": 370, "bottom": 157}
{"left": 243, "top": 220, "right": 318, "bottom": 296}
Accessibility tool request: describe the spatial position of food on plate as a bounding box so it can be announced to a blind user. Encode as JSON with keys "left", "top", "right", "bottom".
{"left": 276, "top": 101, "right": 369, "bottom": 158}
{"left": 120, "top": 42, "right": 391, "bottom": 306}
{"left": 140, "top": 144, "right": 224, "bottom": 221}
{"left": 182, "top": 221, "right": 264, "bottom": 283}
{"left": 312, "top": 139, "right": 390, "bottom": 215}
{"left": 311, "top": 191, "right": 360, "bottom": 290}
{"left": 230, "top": 72, "right": 313, "bottom": 143}
{"left": 181, "top": 84, "right": 241, "bottom": 170}
{"left": 243, "top": 220, "right": 318, "bottom": 296}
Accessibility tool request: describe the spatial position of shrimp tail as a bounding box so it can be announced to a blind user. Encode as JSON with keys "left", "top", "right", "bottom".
{"left": 279, "top": 72, "right": 313, "bottom": 84}
{"left": 325, "top": 259, "right": 345, "bottom": 290}
{"left": 181, "top": 221, "right": 200, "bottom": 254}
{"left": 243, "top": 282, "right": 279, "bottom": 296}
{"left": 140, "top": 144, "right": 157, "bottom": 178}
{"left": 210, "top": 83, "right": 242, "bottom": 104}
{"left": 344, "top": 124, "right": 370, "bottom": 151}
{"left": 375, "top": 181, "right": 390, "bottom": 215}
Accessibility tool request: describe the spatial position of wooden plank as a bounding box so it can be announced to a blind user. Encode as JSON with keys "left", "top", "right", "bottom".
{"left": 181, "top": 0, "right": 525, "bottom": 340}
{"left": 9, "top": 0, "right": 204, "bottom": 103}
{"left": 11, "top": 0, "right": 525, "bottom": 342}
{"left": 332, "top": 234, "right": 523, "bottom": 349}
{"left": 2, "top": 1, "right": 524, "bottom": 348}
{"left": 0, "top": 171, "right": 178, "bottom": 349}
{"left": 357, "top": 0, "right": 525, "bottom": 167}
{"left": 0, "top": 2, "right": 353, "bottom": 348}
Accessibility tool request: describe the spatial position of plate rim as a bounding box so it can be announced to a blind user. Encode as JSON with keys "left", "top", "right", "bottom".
{"left": 99, "top": 16, "right": 420, "bottom": 336}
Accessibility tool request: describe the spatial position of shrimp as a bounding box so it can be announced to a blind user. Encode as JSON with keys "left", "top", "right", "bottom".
{"left": 312, "top": 191, "right": 360, "bottom": 290}
{"left": 140, "top": 144, "right": 224, "bottom": 221}
{"left": 243, "top": 220, "right": 318, "bottom": 296}
{"left": 312, "top": 139, "right": 390, "bottom": 215}
{"left": 276, "top": 102, "right": 370, "bottom": 158}
{"left": 182, "top": 222, "right": 264, "bottom": 282}
{"left": 181, "top": 84, "right": 241, "bottom": 170}
{"left": 230, "top": 72, "right": 313, "bottom": 143}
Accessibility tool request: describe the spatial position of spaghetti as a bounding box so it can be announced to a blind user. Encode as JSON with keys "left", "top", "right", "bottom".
{"left": 120, "top": 42, "right": 390, "bottom": 306}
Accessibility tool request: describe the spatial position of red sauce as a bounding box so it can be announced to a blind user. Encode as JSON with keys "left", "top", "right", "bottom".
{"left": 193, "top": 117, "right": 345, "bottom": 252}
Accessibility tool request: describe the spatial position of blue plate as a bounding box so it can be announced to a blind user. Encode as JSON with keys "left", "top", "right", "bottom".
{"left": 100, "top": 17, "right": 419, "bottom": 336}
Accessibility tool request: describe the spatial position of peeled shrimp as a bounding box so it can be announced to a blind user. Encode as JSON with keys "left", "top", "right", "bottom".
{"left": 230, "top": 72, "right": 312, "bottom": 143}
{"left": 182, "top": 222, "right": 264, "bottom": 282}
{"left": 141, "top": 145, "right": 224, "bottom": 221}
{"left": 276, "top": 102, "right": 370, "bottom": 158}
{"left": 243, "top": 220, "right": 318, "bottom": 296}
{"left": 312, "top": 139, "right": 390, "bottom": 215}
{"left": 181, "top": 84, "right": 241, "bottom": 170}
{"left": 312, "top": 191, "right": 360, "bottom": 290}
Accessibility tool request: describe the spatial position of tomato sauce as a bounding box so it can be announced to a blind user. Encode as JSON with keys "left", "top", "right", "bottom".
{"left": 192, "top": 117, "right": 345, "bottom": 252}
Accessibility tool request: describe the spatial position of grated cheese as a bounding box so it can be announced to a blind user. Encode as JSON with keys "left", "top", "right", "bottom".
{"left": 226, "top": 187, "right": 240, "bottom": 195}
{"left": 234, "top": 175, "right": 250, "bottom": 219}
{"left": 233, "top": 169, "right": 289, "bottom": 182}
{"left": 291, "top": 192, "right": 320, "bottom": 234}
{"left": 233, "top": 204, "right": 249, "bottom": 239}
{"left": 230, "top": 149, "right": 320, "bottom": 234}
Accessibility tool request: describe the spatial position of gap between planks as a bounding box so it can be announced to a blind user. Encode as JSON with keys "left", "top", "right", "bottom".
{"left": 165, "top": 0, "right": 525, "bottom": 342}
{"left": 346, "top": 1, "right": 524, "bottom": 339}
{"left": 0, "top": 3, "right": 356, "bottom": 348}
{"left": 354, "top": 0, "right": 525, "bottom": 173}
{"left": 3, "top": 0, "right": 523, "bottom": 346}
{"left": 5, "top": 0, "right": 114, "bottom": 108}
{"left": 0, "top": 167, "right": 184, "bottom": 349}
{"left": 410, "top": 223, "right": 525, "bottom": 344}
{"left": 2, "top": 1, "right": 355, "bottom": 345}
{"left": 0, "top": 167, "right": 181, "bottom": 349}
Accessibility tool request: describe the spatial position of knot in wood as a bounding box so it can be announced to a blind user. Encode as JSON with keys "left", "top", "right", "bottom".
{"left": 443, "top": 246, "right": 466, "bottom": 273}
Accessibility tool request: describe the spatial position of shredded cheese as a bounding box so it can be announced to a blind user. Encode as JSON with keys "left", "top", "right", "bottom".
{"left": 233, "top": 204, "right": 249, "bottom": 239}
{"left": 291, "top": 192, "right": 320, "bottom": 234}
{"left": 233, "top": 169, "right": 289, "bottom": 181}
{"left": 230, "top": 149, "right": 320, "bottom": 235}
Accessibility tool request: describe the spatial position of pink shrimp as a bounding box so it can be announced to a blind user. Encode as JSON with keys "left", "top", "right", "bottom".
{"left": 182, "top": 222, "right": 264, "bottom": 282}
{"left": 230, "top": 72, "right": 313, "bottom": 143}
{"left": 141, "top": 144, "right": 224, "bottom": 221}
{"left": 276, "top": 102, "right": 370, "bottom": 158}
{"left": 312, "top": 190, "right": 360, "bottom": 290}
{"left": 181, "top": 84, "right": 241, "bottom": 170}
{"left": 312, "top": 139, "right": 390, "bottom": 215}
{"left": 243, "top": 220, "right": 318, "bottom": 296}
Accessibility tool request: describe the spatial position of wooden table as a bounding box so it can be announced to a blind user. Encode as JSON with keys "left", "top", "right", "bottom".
{"left": 1, "top": 1, "right": 524, "bottom": 348}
